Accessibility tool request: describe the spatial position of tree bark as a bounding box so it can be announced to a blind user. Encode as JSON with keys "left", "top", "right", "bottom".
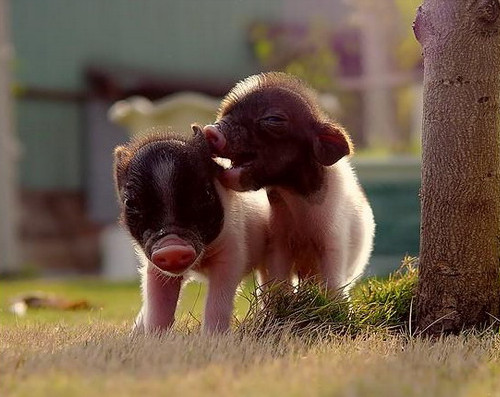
{"left": 414, "top": 0, "right": 500, "bottom": 334}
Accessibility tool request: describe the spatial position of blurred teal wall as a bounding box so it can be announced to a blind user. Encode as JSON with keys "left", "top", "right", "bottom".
{"left": 10, "top": 1, "right": 418, "bottom": 273}
{"left": 13, "top": 1, "right": 285, "bottom": 91}
{"left": 11, "top": 0, "right": 288, "bottom": 189}
{"left": 11, "top": 0, "right": 350, "bottom": 189}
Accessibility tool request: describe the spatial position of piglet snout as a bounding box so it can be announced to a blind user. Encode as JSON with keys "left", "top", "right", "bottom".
{"left": 151, "top": 237, "right": 197, "bottom": 274}
{"left": 203, "top": 125, "right": 226, "bottom": 154}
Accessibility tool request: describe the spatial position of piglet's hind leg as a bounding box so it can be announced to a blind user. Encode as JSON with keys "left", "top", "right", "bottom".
{"left": 319, "top": 247, "right": 348, "bottom": 298}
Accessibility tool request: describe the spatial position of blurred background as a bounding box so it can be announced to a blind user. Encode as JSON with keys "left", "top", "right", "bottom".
{"left": 0, "top": 0, "right": 422, "bottom": 280}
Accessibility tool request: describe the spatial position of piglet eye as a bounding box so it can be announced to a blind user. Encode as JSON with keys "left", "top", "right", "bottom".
{"left": 263, "top": 115, "right": 286, "bottom": 123}
{"left": 124, "top": 198, "right": 138, "bottom": 210}
{"left": 204, "top": 185, "right": 214, "bottom": 200}
{"left": 259, "top": 115, "right": 288, "bottom": 136}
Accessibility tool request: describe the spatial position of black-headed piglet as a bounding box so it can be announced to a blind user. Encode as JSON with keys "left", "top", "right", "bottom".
{"left": 113, "top": 127, "right": 269, "bottom": 333}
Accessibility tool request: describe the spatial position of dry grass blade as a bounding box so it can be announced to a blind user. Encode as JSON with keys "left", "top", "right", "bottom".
{"left": 3, "top": 257, "right": 500, "bottom": 397}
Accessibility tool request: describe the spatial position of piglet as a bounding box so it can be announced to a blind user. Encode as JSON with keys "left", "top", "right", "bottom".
{"left": 113, "top": 126, "right": 269, "bottom": 333}
{"left": 203, "top": 72, "right": 375, "bottom": 295}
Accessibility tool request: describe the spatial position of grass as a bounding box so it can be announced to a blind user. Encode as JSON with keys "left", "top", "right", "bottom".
{"left": 1, "top": 258, "right": 499, "bottom": 397}
{"left": 0, "top": 278, "right": 252, "bottom": 327}
{"left": 239, "top": 257, "right": 418, "bottom": 337}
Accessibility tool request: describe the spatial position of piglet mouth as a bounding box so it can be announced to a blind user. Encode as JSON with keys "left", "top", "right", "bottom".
{"left": 231, "top": 152, "right": 257, "bottom": 168}
{"left": 217, "top": 155, "right": 261, "bottom": 192}
{"left": 202, "top": 124, "right": 257, "bottom": 168}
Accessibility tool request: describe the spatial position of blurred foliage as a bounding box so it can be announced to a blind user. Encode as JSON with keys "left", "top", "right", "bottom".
{"left": 395, "top": 0, "right": 423, "bottom": 70}
{"left": 249, "top": 3, "right": 423, "bottom": 153}
{"left": 249, "top": 21, "right": 338, "bottom": 92}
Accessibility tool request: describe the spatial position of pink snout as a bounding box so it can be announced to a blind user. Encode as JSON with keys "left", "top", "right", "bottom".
{"left": 151, "top": 241, "right": 197, "bottom": 275}
{"left": 202, "top": 125, "right": 226, "bottom": 154}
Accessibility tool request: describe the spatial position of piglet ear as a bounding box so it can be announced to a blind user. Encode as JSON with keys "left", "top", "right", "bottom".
{"left": 191, "top": 123, "right": 211, "bottom": 153}
{"left": 191, "top": 124, "right": 203, "bottom": 137}
{"left": 191, "top": 124, "right": 208, "bottom": 149}
{"left": 191, "top": 123, "right": 220, "bottom": 172}
{"left": 114, "top": 145, "right": 131, "bottom": 166}
{"left": 113, "top": 145, "right": 132, "bottom": 194}
{"left": 312, "top": 122, "right": 352, "bottom": 166}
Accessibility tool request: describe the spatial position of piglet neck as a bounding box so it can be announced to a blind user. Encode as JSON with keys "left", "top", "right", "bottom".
{"left": 279, "top": 157, "right": 326, "bottom": 197}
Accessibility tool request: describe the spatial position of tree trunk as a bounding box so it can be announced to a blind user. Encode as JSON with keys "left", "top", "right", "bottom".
{"left": 414, "top": 0, "right": 500, "bottom": 335}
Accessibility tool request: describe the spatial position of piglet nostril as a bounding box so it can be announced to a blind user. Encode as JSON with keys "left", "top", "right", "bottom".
{"left": 180, "top": 253, "right": 191, "bottom": 262}
{"left": 151, "top": 245, "right": 196, "bottom": 274}
{"left": 202, "top": 125, "right": 226, "bottom": 153}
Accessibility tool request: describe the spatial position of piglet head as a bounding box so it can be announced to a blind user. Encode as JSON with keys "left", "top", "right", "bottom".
{"left": 113, "top": 129, "right": 224, "bottom": 276}
{"left": 202, "top": 72, "right": 352, "bottom": 195}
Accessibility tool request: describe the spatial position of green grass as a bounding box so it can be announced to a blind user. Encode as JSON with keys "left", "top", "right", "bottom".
{"left": 1, "top": 259, "right": 417, "bottom": 332}
{"left": 1, "top": 279, "right": 141, "bottom": 326}
{"left": 351, "top": 258, "right": 417, "bottom": 330}
{"left": 2, "top": 260, "right": 500, "bottom": 397}
{"left": 239, "top": 257, "right": 418, "bottom": 338}
{"left": 0, "top": 277, "right": 254, "bottom": 328}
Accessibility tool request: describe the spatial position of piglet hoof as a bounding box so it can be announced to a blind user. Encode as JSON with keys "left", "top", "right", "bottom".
{"left": 130, "top": 312, "right": 145, "bottom": 337}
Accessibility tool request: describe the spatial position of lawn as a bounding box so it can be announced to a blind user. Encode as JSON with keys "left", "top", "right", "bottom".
{"left": 1, "top": 272, "right": 499, "bottom": 397}
{"left": 0, "top": 278, "right": 252, "bottom": 327}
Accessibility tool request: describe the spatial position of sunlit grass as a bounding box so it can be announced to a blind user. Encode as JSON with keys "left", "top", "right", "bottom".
{"left": 2, "top": 260, "right": 500, "bottom": 397}
{"left": 351, "top": 256, "right": 417, "bottom": 330}
{"left": 0, "top": 257, "right": 420, "bottom": 334}
{"left": 0, "top": 276, "right": 255, "bottom": 328}
{"left": 238, "top": 257, "right": 418, "bottom": 338}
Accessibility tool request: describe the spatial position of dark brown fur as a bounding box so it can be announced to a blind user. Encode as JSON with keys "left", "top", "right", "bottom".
{"left": 210, "top": 72, "right": 352, "bottom": 195}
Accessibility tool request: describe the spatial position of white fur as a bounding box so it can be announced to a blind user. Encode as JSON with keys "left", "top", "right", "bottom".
{"left": 134, "top": 182, "right": 270, "bottom": 334}
{"left": 266, "top": 158, "right": 375, "bottom": 294}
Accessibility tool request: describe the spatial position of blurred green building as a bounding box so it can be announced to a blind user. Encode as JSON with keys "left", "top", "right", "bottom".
{"left": 9, "top": 0, "right": 420, "bottom": 276}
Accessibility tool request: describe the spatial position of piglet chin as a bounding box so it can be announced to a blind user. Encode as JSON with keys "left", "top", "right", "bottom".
{"left": 151, "top": 236, "right": 197, "bottom": 275}
{"left": 219, "top": 167, "right": 247, "bottom": 192}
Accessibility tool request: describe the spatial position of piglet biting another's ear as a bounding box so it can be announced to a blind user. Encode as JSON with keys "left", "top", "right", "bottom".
{"left": 203, "top": 72, "right": 375, "bottom": 296}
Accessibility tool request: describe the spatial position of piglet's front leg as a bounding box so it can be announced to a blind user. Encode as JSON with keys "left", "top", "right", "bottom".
{"left": 140, "top": 263, "right": 183, "bottom": 334}
{"left": 203, "top": 253, "right": 244, "bottom": 334}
